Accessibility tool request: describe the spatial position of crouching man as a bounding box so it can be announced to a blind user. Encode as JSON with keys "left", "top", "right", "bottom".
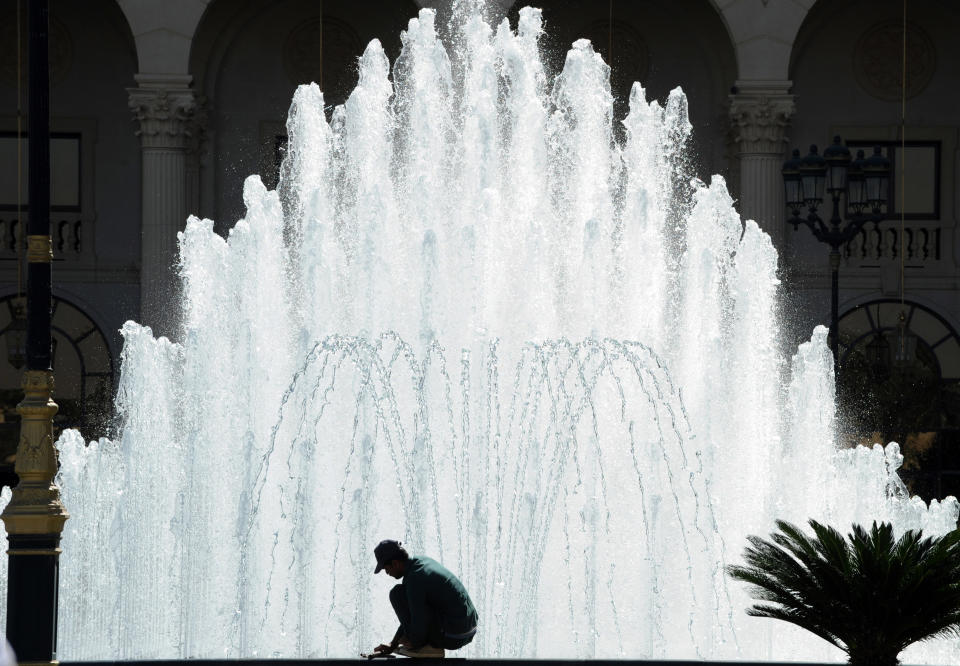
{"left": 371, "top": 540, "right": 478, "bottom": 658}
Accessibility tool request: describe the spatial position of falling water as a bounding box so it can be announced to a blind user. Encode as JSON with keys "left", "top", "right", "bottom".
{"left": 1, "top": 5, "right": 957, "bottom": 662}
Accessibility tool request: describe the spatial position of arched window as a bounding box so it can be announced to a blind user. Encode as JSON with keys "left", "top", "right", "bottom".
{"left": 837, "top": 299, "right": 960, "bottom": 499}
{"left": 0, "top": 294, "right": 115, "bottom": 487}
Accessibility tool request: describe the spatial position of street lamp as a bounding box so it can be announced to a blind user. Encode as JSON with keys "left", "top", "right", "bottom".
{"left": 846, "top": 149, "right": 867, "bottom": 215}
{"left": 1, "top": 1, "right": 69, "bottom": 664}
{"left": 783, "top": 136, "right": 890, "bottom": 373}
{"left": 863, "top": 145, "right": 892, "bottom": 212}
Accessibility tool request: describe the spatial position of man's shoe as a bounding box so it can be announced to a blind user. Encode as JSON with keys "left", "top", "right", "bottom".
{"left": 397, "top": 646, "right": 445, "bottom": 658}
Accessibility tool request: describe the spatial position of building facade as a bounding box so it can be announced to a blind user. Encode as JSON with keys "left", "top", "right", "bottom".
{"left": 0, "top": 0, "right": 958, "bottom": 494}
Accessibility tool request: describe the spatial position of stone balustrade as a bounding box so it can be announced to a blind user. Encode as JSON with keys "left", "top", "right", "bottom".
{"left": 844, "top": 223, "right": 942, "bottom": 264}
{"left": 0, "top": 214, "right": 85, "bottom": 260}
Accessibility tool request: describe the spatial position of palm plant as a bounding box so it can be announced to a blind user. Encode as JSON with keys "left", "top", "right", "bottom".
{"left": 727, "top": 520, "right": 960, "bottom": 666}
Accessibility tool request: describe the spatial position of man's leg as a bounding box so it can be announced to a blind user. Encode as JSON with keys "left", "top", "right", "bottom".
{"left": 391, "top": 585, "right": 444, "bottom": 648}
{"left": 425, "top": 615, "right": 444, "bottom": 649}
{"left": 440, "top": 628, "right": 476, "bottom": 651}
{"left": 389, "top": 584, "right": 410, "bottom": 637}
{"left": 389, "top": 589, "right": 445, "bottom": 657}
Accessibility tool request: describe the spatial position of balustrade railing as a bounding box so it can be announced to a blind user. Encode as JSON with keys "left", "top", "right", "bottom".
{"left": 0, "top": 214, "right": 85, "bottom": 261}
{"left": 844, "top": 223, "right": 941, "bottom": 263}
{"left": 0, "top": 215, "right": 948, "bottom": 269}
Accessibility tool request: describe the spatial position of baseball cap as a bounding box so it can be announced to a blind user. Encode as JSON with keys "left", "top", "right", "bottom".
{"left": 374, "top": 539, "right": 404, "bottom": 573}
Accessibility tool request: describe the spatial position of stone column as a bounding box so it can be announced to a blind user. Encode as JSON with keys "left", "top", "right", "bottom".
{"left": 128, "top": 74, "right": 197, "bottom": 336}
{"left": 729, "top": 82, "right": 795, "bottom": 253}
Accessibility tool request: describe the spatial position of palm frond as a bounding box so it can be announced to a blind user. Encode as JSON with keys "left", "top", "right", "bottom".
{"left": 728, "top": 521, "right": 960, "bottom": 665}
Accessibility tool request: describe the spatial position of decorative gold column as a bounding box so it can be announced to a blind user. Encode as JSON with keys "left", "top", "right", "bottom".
{"left": 2, "top": 370, "right": 66, "bottom": 537}
{"left": 4, "top": 238, "right": 66, "bottom": 538}
{"left": 2, "top": 237, "right": 68, "bottom": 666}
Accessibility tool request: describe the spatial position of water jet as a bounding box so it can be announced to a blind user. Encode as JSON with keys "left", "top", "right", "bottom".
{"left": 1, "top": 5, "right": 956, "bottom": 663}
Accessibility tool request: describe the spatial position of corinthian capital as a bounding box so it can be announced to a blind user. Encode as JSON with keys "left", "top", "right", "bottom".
{"left": 729, "top": 82, "right": 795, "bottom": 155}
{"left": 128, "top": 74, "right": 198, "bottom": 150}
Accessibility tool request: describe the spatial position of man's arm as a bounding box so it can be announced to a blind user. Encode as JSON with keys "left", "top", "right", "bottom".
{"left": 373, "top": 626, "right": 407, "bottom": 654}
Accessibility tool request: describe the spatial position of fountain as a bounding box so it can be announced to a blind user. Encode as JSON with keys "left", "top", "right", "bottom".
{"left": 1, "top": 4, "right": 957, "bottom": 662}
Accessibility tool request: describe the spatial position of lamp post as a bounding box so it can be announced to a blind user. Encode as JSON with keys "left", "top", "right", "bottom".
{"left": 783, "top": 137, "right": 891, "bottom": 374}
{"left": 1, "top": 1, "right": 69, "bottom": 663}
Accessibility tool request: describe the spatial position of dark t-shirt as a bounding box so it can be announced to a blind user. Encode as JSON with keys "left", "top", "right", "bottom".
{"left": 401, "top": 556, "right": 478, "bottom": 647}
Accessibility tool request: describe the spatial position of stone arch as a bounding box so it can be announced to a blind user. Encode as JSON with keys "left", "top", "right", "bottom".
{"left": 789, "top": 0, "right": 960, "bottom": 131}
{"left": 0, "top": 292, "right": 116, "bottom": 477}
{"left": 708, "top": 0, "right": 813, "bottom": 81}
{"left": 115, "top": 0, "right": 205, "bottom": 75}
{"left": 788, "top": 0, "right": 960, "bottom": 287}
{"left": 0, "top": 0, "right": 140, "bottom": 366}
{"left": 189, "top": 0, "right": 419, "bottom": 225}
{"left": 0, "top": 1, "right": 138, "bottom": 113}
{"left": 1, "top": 0, "right": 137, "bottom": 86}
{"left": 505, "top": 0, "right": 736, "bottom": 175}
{"left": 836, "top": 297, "right": 960, "bottom": 499}
{"left": 839, "top": 298, "right": 960, "bottom": 380}
{"left": 190, "top": 0, "right": 419, "bottom": 97}
{"left": 498, "top": 0, "right": 747, "bottom": 56}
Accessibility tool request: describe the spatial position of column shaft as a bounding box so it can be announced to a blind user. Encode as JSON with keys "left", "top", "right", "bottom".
{"left": 729, "top": 82, "right": 795, "bottom": 255}
{"left": 128, "top": 77, "right": 196, "bottom": 335}
{"left": 739, "top": 154, "right": 788, "bottom": 249}
{"left": 140, "top": 147, "right": 189, "bottom": 326}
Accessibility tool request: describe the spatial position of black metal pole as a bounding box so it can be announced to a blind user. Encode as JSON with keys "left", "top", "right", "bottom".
{"left": 3, "top": 0, "right": 67, "bottom": 663}
{"left": 27, "top": 0, "right": 52, "bottom": 371}
{"left": 828, "top": 192, "right": 842, "bottom": 378}
{"left": 829, "top": 252, "right": 840, "bottom": 377}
